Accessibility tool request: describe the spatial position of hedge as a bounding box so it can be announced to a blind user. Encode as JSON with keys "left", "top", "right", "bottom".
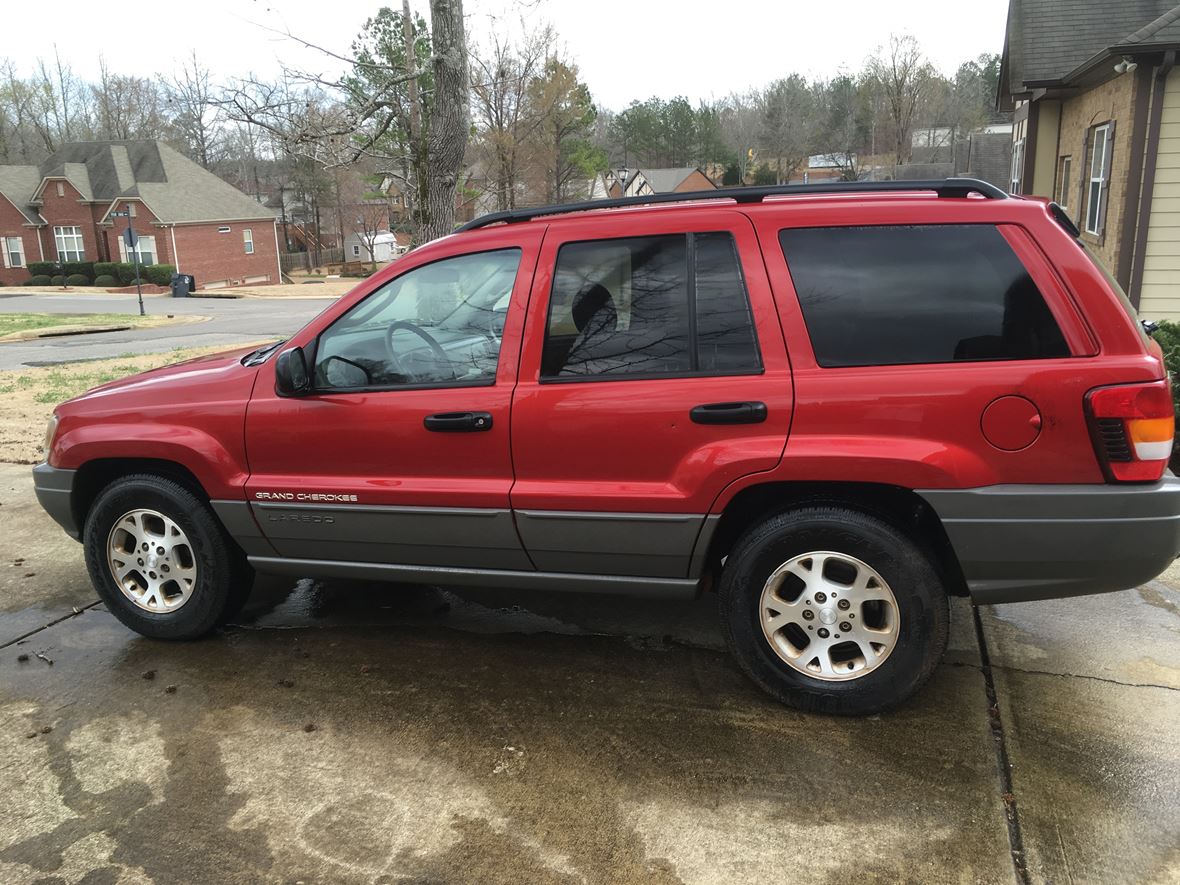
{"left": 115, "top": 262, "right": 139, "bottom": 285}
{"left": 50, "top": 275, "right": 67, "bottom": 286}
{"left": 144, "top": 264, "right": 177, "bottom": 286}
{"left": 62, "top": 261, "right": 94, "bottom": 280}
{"left": 66, "top": 273, "right": 90, "bottom": 287}
{"left": 94, "top": 262, "right": 119, "bottom": 279}
{"left": 27, "top": 262, "right": 55, "bottom": 277}
{"left": 93, "top": 274, "right": 118, "bottom": 287}
{"left": 24, "top": 275, "right": 52, "bottom": 286}
{"left": 1149, "top": 321, "right": 1180, "bottom": 471}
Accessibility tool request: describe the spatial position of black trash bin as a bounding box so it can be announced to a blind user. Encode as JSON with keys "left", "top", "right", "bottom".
{"left": 170, "top": 273, "right": 195, "bottom": 298}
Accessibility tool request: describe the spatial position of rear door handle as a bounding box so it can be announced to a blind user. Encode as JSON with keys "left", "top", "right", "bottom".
{"left": 423, "top": 411, "right": 493, "bottom": 432}
{"left": 689, "top": 401, "right": 768, "bottom": 425}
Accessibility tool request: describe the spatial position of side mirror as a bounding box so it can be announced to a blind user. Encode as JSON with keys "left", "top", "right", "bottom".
{"left": 275, "top": 346, "right": 311, "bottom": 396}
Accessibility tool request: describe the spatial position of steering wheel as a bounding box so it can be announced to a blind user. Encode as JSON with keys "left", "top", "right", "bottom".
{"left": 385, "top": 320, "right": 452, "bottom": 379}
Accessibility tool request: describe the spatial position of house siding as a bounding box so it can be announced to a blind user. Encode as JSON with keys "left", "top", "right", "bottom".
{"left": 171, "top": 221, "right": 280, "bottom": 288}
{"left": 0, "top": 200, "right": 37, "bottom": 286}
{"left": 1139, "top": 73, "right": 1180, "bottom": 320}
{"left": 1055, "top": 71, "right": 1140, "bottom": 275}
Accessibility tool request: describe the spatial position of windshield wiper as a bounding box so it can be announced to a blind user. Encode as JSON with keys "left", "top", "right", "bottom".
{"left": 242, "top": 340, "right": 285, "bottom": 366}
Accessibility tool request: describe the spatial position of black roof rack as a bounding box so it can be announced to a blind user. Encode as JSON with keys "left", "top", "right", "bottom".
{"left": 455, "top": 177, "right": 1007, "bottom": 232}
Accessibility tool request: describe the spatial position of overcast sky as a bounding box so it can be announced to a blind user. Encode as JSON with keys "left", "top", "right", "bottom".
{"left": 7, "top": 0, "right": 1010, "bottom": 110}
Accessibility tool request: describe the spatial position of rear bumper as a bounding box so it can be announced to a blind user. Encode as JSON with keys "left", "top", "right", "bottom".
{"left": 918, "top": 480, "right": 1180, "bottom": 604}
{"left": 33, "top": 463, "right": 80, "bottom": 540}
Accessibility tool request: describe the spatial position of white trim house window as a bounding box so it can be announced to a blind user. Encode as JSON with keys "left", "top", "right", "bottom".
{"left": 1056, "top": 156, "right": 1072, "bottom": 209}
{"left": 1010, "top": 138, "right": 1025, "bottom": 194}
{"left": 352, "top": 244, "right": 361, "bottom": 258}
{"left": 2, "top": 236, "right": 25, "bottom": 268}
{"left": 1086, "top": 122, "right": 1114, "bottom": 236}
{"left": 54, "top": 226, "right": 84, "bottom": 261}
{"left": 118, "top": 235, "right": 157, "bottom": 266}
{"left": 243, "top": 229, "right": 254, "bottom": 254}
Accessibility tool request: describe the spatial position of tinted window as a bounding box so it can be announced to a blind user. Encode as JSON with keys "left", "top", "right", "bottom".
{"left": 315, "top": 248, "right": 520, "bottom": 389}
{"left": 779, "top": 225, "right": 1069, "bottom": 367}
{"left": 541, "top": 232, "right": 761, "bottom": 379}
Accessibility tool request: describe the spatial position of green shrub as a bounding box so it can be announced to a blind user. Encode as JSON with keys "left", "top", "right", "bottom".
{"left": 61, "top": 261, "right": 95, "bottom": 280}
{"left": 27, "top": 262, "right": 55, "bottom": 277}
{"left": 93, "top": 274, "right": 119, "bottom": 287}
{"left": 66, "top": 273, "right": 90, "bottom": 287}
{"left": 1149, "top": 320, "right": 1180, "bottom": 468}
{"left": 144, "top": 264, "right": 177, "bottom": 286}
{"left": 94, "top": 262, "right": 119, "bottom": 279}
{"left": 24, "top": 275, "right": 52, "bottom": 286}
{"left": 50, "top": 275, "right": 67, "bottom": 286}
{"left": 115, "top": 262, "right": 139, "bottom": 285}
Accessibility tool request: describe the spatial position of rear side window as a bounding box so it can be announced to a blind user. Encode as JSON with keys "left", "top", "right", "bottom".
{"left": 779, "top": 224, "right": 1069, "bottom": 367}
{"left": 541, "top": 232, "right": 761, "bottom": 379}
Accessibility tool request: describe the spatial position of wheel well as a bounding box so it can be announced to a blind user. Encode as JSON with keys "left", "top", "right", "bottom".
{"left": 706, "top": 481, "right": 969, "bottom": 596}
{"left": 71, "top": 458, "right": 209, "bottom": 533}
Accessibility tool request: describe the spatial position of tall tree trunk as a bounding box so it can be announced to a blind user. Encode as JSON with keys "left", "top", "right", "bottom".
{"left": 416, "top": 0, "right": 469, "bottom": 246}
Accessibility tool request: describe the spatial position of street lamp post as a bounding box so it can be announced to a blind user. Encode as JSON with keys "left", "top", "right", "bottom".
{"left": 616, "top": 167, "right": 628, "bottom": 199}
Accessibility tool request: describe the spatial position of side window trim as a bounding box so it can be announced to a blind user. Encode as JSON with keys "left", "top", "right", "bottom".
{"left": 539, "top": 230, "right": 763, "bottom": 384}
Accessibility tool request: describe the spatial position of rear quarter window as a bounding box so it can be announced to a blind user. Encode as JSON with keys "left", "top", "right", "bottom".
{"left": 778, "top": 224, "right": 1070, "bottom": 367}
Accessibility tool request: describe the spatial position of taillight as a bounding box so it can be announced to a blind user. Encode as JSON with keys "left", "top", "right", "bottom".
{"left": 1085, "top": 380, "right": 1175, "bottom": 482}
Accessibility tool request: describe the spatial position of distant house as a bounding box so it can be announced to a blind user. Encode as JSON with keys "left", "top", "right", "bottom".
{"left": 344, "top": 230, "right": 409, "bottom": 264}
{"left": 593, "top": 167, "right": 717, "bottom": 199}
{"left": 0, "top": 140, "right": 280, "bottom": 288}
{"left": 999, "top": 0, "right": 1180, "bottom": 316}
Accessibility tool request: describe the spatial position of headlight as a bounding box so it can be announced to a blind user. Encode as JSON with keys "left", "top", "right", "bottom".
{"left": 43, "top": 414, "right": 59, "bottom": 461}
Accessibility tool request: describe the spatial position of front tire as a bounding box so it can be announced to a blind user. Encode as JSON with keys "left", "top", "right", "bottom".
{"left": 83, "top": 474, "right": 251, "bottom": 639}
{"left": 718, "top": 506, "right": 949, "bottom": 715}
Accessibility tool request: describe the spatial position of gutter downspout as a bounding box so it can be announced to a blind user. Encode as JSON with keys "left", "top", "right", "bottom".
{"left": 1129, "top": 50, "right": 1176, "bottom": 308}
{"left": 169, "top": 225, "right": 180, "bottom": 274}
{"left": 272, "top": 221, "right": 283, "bottom": 284}
{"left": 1117, "top": 64, "right": 1154, "bottom": 292}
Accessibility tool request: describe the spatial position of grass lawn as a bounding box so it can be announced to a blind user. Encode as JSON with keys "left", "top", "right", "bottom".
{"left": 0, "top": 312, "right": 155, "bottom": 338}
{"left": 0, "top": 342, "right": 274, "bottom": 463}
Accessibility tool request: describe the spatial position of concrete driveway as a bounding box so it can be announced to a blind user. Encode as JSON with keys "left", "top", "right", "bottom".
{"left": 0, "top": 464, "right": 1177, "bottom": 883}
{"left": 0, "top": 292, "right": 335, "bottom": 370}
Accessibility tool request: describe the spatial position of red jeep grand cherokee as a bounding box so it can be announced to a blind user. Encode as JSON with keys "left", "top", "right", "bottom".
{"left": 33, "top": 178, "right": 1180, "bottom": 714}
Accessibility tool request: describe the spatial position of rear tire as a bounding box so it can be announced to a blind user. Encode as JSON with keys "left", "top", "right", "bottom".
{"left": 83, "top": 474, "right": 252, "bottom": 639}
{"left": 718, "top": 506, "right": 949, "bottom": 715}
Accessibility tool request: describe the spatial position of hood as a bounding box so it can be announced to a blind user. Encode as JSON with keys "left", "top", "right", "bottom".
{"left": 69, "top": 345, "right": 263, "bottom": 404}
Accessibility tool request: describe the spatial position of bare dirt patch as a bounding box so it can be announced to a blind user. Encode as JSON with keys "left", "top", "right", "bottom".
{"left": 0, "top": 343, "right": 271, "bottom": 464}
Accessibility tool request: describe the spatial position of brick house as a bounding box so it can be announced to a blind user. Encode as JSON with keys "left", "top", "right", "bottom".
{"left": 0, "top": 140, "right": 280, "bottom": 288}
{"left": 1000, "top": 0, "right": 1180, "bottom": 317}
{"left": 596, "top": 167, "right": 718, "bottom": 199}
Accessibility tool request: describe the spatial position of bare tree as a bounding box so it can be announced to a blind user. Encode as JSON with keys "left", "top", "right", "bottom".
{"left": 867, "top": 34, "right": 936, "bottom": 166}
{"left": 470, "top": 24, "right": 552, "bottom": 210}
{"left": 167, "top": 52, "right": 222, "bottom": 167}
{"left": 221, "top": 0, "right": 470, "bottom": 247}
{"left": 92, "top": 57, "right": 166, "bottom": 140}
{"left": 760, "top": 75, "right": 813, "bottom": 184}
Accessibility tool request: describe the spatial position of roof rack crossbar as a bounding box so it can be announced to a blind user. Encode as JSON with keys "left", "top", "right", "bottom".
{"left": 455, "top": 177, "right": 1007, "bottom": 232}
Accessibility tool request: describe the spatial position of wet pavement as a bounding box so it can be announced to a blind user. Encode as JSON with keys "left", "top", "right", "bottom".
{"left": 1, "top": 463, "right": 1178, "bottom": 883}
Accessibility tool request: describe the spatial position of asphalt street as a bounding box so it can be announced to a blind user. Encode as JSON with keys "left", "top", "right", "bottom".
{"left": 0, "top": 292, "right": 335, "bottom": 369}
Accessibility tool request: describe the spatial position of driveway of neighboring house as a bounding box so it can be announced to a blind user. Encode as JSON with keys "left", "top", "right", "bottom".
{"left": 0, "top": 458, "right": 1177, "bottom": 883}
{"left": 0, "top": 292, "right": 335, "bottom": 370}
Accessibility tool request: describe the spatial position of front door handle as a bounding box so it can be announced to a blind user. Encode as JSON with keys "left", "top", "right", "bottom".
{"left": 689, "top": 401, "right": 768, "bottom": 425}
{"left": 423, "top": 411, "right": 493, "bottom": 432}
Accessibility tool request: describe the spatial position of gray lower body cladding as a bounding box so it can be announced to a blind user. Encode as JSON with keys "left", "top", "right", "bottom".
{"left": 33, "top": 463, "right": 79, "bottom": 539}
{"left": 918, "top": 479, "right": 1180, "bottom": 603}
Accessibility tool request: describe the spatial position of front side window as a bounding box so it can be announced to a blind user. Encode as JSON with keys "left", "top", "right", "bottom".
{"left": 54, "top": 226, "right": 84, "bottom": 261}
{"left": 1086, "top": 123, "right": 1114, "bottom": 235}
{"left": 779, "top": 224, "right": 1069, "bottom": 367}
{"left": 3, "top": 236, "right": 25, "bottom": 268}
{"left": 314, "top": 248, "right": 521, "bottom": 390}
{"left": 541, "top": 232, "right": 760, "bottom": 379}
{"left": 243, "top": 229, "right": 254, "bottom": 254}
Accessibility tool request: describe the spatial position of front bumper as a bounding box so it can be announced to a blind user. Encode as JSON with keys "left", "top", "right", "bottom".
{"left": 918, "top": 480, "right": 1180, "bottom": 604}
{"left": 33, "top": 463, "right": 80, "bottom": 540}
